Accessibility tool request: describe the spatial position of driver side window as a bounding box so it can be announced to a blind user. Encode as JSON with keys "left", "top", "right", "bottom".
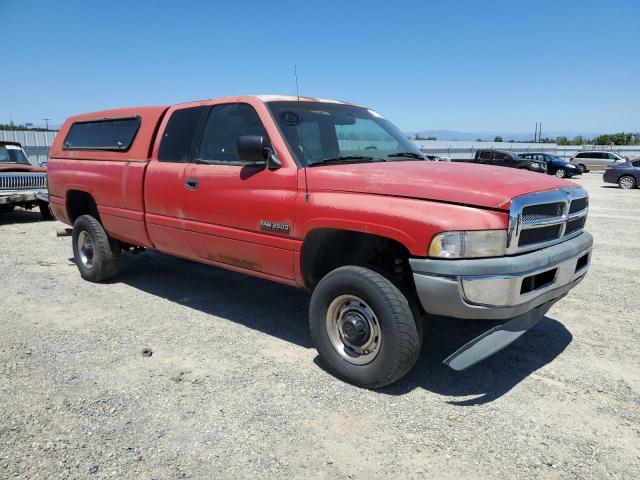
{"left": 199, "top": 103, "right": 270, "bottom": 163}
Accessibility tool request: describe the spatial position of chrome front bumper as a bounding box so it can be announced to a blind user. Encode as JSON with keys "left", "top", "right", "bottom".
{"left": 0, "top": 189, "right": 48, "bottom": 205}
{"left": 410, "top": 232, "right": 592, "bottom": 320}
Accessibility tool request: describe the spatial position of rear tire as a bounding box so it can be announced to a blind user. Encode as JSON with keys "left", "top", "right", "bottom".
{"left": 39, "top": 202, "right": 53, "bottom": 220}
{"left": 72, "top": 215, "right": 120, "bottom": 282}
{"left": 619, "top": 175, "right": 637, "bottom": 190}
{"left": 309, "top": 266, "right": 422, "bottom": 388}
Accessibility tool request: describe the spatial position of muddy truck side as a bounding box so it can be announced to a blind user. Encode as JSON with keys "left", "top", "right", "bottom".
{"left": 47, "top": 95, "right": 592, "bottom": 388}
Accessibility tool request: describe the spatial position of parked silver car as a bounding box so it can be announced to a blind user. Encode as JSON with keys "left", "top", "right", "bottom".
{"left": 570, "top": 151, "right": 626, "bottom": 173}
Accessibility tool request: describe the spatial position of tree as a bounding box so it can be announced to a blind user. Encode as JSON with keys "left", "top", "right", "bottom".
{"left": 494, "top": 136, "right": 503, "bottom": 142}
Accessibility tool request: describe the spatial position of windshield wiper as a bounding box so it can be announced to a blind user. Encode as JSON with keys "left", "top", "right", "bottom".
{"left": 386, "top": 152, "right": 426, "bottom": 160}
{"left": 308, "top": 155, "right": 387, "bottom": 167}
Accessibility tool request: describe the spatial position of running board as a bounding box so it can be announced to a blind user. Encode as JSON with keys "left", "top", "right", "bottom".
{"left": 443, "top": 301, "right": 556, "bottom": 371}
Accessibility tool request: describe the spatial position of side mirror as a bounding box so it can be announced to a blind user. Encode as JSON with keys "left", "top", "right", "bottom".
{"left": 236, "top": 135, "right": 281, "bottom": 170}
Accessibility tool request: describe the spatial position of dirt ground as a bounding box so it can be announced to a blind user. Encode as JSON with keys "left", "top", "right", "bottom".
{"left": 1, "top": 173, "right": 638, "bottom": 479}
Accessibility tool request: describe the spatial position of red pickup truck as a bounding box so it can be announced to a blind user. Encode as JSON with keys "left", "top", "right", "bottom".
{"left": 48, "top": 95, "right": 592, "bottom": 388}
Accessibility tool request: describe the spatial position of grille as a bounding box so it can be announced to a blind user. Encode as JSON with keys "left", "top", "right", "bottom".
{"left": 0, "top": 173, "right": 47, "bottom": 191}
{"left": 569, "top": 197, "right": 588, "bottom": 214}
{"left": 518, "top": 224, "right": 563, "bottom": 247}
{"left": 522, "top": 202, "right": 564, "bottom": 222}
{"left": 565, "top": 216, "right": 586, "bottom": 235}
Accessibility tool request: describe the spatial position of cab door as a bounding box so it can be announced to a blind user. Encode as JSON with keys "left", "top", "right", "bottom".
{"left": 144, "top": 105, "right": 209, "bottom": 257}
{"left": 181, "top": 102, "right": 298, "bottom": 280}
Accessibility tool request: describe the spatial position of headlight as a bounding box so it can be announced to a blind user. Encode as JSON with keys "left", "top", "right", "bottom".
{"left": 428, "top": 230, "right": 507, "bottom": 259}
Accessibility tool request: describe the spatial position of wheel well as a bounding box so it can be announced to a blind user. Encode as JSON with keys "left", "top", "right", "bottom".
{"left": 301, "top": 229, "right": 415, "bottom": 292}
{"left": 66, "top": 190, "right": 99, "bottom": 223}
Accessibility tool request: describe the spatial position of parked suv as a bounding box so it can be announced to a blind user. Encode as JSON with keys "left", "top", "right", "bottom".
{"left": 0, "top": 141, "right": 51, "bottom": 218}
{"left": 473, "top": 149, "right": 547, "bottom": 173}
{"left": 47, "top": 96, "right": 592, "bottom": 388}
{"left": 603, "top": 159, "right": 640, "bottom": 189}
{"left": 570, "top": 151, "right": 626, "bottom": 173}
{"left": 518, "top": 153, "right": 581, "bottom": 178}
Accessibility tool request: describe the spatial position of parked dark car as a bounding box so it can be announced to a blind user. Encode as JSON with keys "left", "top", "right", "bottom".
{"left": 518, "top": 152, "right": 581, "bottom": 178}
{"left": 472, "top": 149, "right": 547, "bottom": 173}
{"left": 603, "top": 159, "right": 640, "bottom": 189}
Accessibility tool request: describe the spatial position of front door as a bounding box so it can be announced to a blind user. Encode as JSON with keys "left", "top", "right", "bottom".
{"left": 182, "top": 102, "right": 298, "bottom": 280}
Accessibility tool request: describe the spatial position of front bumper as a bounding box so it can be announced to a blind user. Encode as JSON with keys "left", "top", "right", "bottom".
{"left": 410, "top": 232, "right": 592, "bottom": 320}
{"left": 603, "top": 171, "right": 618, "bottom": 184}
{"left": 410, "top": 232, "right": 592, "bottom": 370}
{"left": 0, "top": 189, "right": 48, "bottom": 206}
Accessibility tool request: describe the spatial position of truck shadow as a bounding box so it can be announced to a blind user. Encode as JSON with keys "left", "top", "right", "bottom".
{"left": 377, "top": 315, "right": 573, "bottom": 405}
{"left": 0, "top": 208, "right": 48, "bottom": 224}
{"left": 118, "top": 251, "right": 572, "bottom": 404}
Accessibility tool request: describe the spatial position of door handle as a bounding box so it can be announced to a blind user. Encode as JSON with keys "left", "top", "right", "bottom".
{"left": 185, "top": 178, "right": 199, "bottom": 189}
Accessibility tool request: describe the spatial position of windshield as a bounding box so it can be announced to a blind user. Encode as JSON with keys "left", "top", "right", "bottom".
{"left": 0, "top": 144, "right": 30, "bottom": 165}
{"left": 267, "top": 102, "right": 422, "bottom": 166}
{"left": 547, "top": 155, "right": 566, "bottom": 163}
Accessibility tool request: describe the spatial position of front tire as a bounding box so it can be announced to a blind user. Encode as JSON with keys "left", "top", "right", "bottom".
{"left": 619, "top": 175, "right": 637, "bottom": 189}
{"left": 309, "top": 266, "right": 422, "bottom": 388}
{"left": 72, "top": 215, "right": 120, "bottom": 282}
{"left": 578, "top": 164, "right": 588, "bottom": 173}
{"left": 555, "top": 168, "right": 566, "bottom": 178}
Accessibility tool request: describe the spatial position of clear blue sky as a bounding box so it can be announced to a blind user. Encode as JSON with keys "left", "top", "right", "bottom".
{"left": 1, "top": 0, "right": 638, "bottom": 134}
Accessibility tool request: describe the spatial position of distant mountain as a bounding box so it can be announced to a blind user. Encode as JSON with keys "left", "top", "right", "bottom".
{"left": 408, "top": 130, "right": 602, "bottom": 142}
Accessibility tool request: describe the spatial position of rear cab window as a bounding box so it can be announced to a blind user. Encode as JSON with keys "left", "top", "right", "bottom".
{"left": 63, "top": 117, "right": 141, "bottom": 151}
{"left": 158, "top": 106, "right": 209, "bottom": 162}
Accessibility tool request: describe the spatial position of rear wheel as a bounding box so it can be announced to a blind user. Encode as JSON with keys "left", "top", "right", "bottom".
{"left": 309, "top": 266, "right": 422, "bottom": 388}
{"left": 555, "top": 168, "right": 566, "bottom": 178}
{"left": 619, "top": 175, "right": 637, "bottom": 190}
{"left": 72, "top": 215, "right": 120, "bottom": 282}
{"left": 39, "top": 201, "right": 53, "bottom": 220}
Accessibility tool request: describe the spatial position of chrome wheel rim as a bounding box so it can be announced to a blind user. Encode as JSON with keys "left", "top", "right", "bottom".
{"left": 77, "top": 231, "right": 95, "bottom": 269}
{"left": 555, "top": 169, "right": 565, "bottom": 178}
{"left": 326, "top": 294, "right": 381, "bottom": 365}
{"left": 620, "top": 177, "right": 634, "bottom": 189}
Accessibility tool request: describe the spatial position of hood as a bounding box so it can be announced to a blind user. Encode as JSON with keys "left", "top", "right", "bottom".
{"left": 0, "top": 164, "right": 46, "bottom": 173}
{"left": 306, "top": 161, "right": 577, "bottom": 210}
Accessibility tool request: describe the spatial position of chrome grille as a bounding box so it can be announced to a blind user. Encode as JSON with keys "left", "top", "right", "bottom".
{"left": 518, "top": 224, "right": 563, "bottom": 247}
{"left": 507, "top": 188, "right": 588, "bottom": 254}
{"left": 569, "top": 197, "right": 588, "bottom": 214}
{"left": 0, "top": 172, "right": 47, "bottom": 191}
{"left": 522, "top": 203, "right": 564, "bottom": 222}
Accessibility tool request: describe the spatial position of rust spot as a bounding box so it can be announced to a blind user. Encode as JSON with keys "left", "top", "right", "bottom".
{"left": 209, "top": 254, "right": 261, "bottom": 271}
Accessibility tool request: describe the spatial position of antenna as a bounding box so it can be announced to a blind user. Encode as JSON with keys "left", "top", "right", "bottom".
{"left": 295, "top": 64, "right": 310, "bottom": 204}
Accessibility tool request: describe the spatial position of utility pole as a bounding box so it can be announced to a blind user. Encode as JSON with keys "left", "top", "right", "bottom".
{"left": 534, "top": 122, "right": 538, "bottom": 143}
{"left": 539, "top": 122, "right": 542, "bottom": 143}
{"left": 42, "top": 118, "right": 50, "bottom": 130}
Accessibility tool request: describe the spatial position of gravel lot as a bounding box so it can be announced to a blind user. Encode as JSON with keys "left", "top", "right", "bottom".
{"left": 1, "top": 173, "right": 638, "bottom": 479}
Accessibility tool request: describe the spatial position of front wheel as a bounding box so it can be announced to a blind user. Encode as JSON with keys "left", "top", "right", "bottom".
{"left": 578, "top": 164, "right": 588, "bottom": 173}
{"left": 555, "top": 168, "right": 566, "bottom": 178}
{"left": 619, "top": 175, "right": 637, "bottom": 189}
{"left": 309, "top": 266, "right": 422, "bottom": 388}
{"left": 72, "top": 215, "right": 120, "bottom": 282}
